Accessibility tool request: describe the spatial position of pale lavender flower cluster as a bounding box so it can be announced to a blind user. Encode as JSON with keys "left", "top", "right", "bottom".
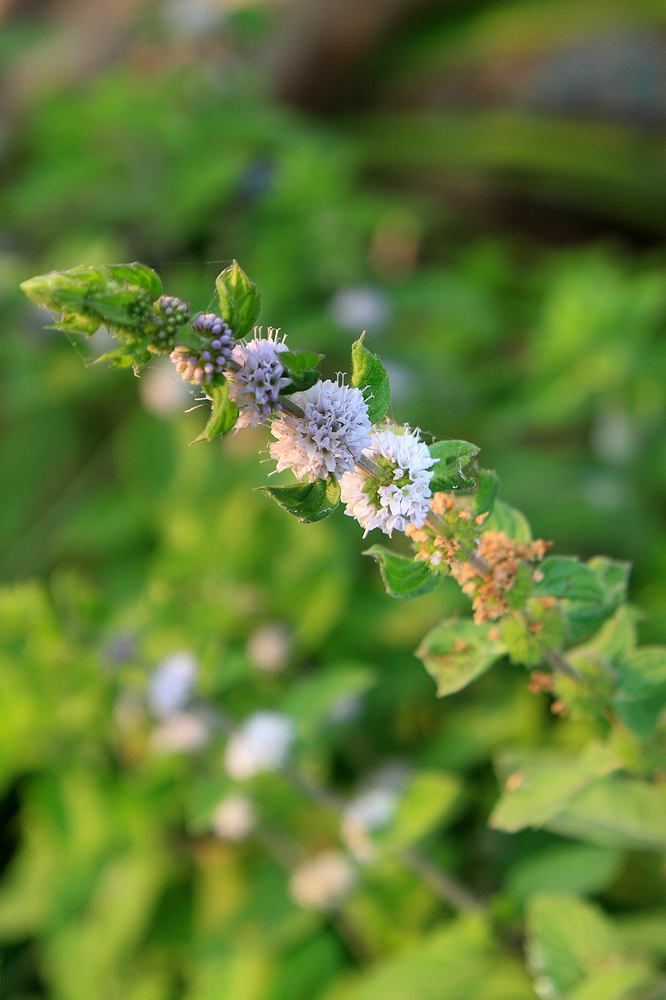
{"left": 227, "top": 328, "right": 292, "bottom": 427}
{"left": 269, "top": 376, "right": 371, "bottom": 481}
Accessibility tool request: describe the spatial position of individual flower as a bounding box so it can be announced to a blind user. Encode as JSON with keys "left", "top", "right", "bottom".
{"left": 224, "top": 711, "right": 295, "bottom": 780}
{"left": 289, "top": 851, "right": 357, "bottom": 911}
{"left": 269, "top": 377, "right": 371, "bottom": 481}
{"left": 226, "top": 328, "right": 291, "bottom": 427}
{"left": 211, "top": 794, "right": 256, "bottom": 842}
{"left": 148, "top": 651, "right": 197, "bottom": 719}
{"left": 340, "top": 426, "right": 436, "bottom": 536}
{"left": 150, "top": 710, "right": 210, "bottom": 753}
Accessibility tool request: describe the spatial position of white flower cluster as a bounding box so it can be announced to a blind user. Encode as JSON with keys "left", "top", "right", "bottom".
{"left": 289, "top": 851, "right": 357, "bottom": 911}
{"left": 227, "top": 328, "right": 291, "bottom": 428}
{"left": 269, "top": 377, "right": 371, "bottom": 481}
{"left": 340, "top": 426, "right": 436, "bottom": 536}
{"left": 224, "top": 710, "right": 295, "bottom": 780}
{"left": 211, "top": 794, "right": 256, "bottom": 842}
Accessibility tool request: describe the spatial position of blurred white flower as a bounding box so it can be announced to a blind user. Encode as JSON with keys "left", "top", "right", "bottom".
{"left": 329, "top": 286, "right": 390, "bottom": 332}
{"left": 289, "top": 851, "right": 357, "bottom": 911}
{"left": 590, "top": 405, "right": 637, "bottom": 464}
{"left": 224, "top": 711, "right": 295, "bottom": 780}
{"left": 148, "top": 651, "right": 197, "bottom": 719}
{"left": 140, "top": 359, "right": 192, "bottom": 416}
{"left": 227, "top": 329, "right": 291, "bottom": 427}
{"left": 344, "top": 787, "right": 398, "bottom": 833}
{"left": 342, "top": 762, "right": 409, "bottom": 861}
{"left": 340, "top": 426, "right": 435, "bottom": 536}
{"left": 269, "top": 378, "right": 371, "bottom": 481}
{"left": 211, "top": 794, "right": 256, "bottom": 842}
{"left": 162, "top": 0, "right": 226, "bottom": 38}
{"left": 150, "top": 711, "right": 209, "bottom": 753}
{"left": 247, "top": 623, "right": 291, "bottom": 674}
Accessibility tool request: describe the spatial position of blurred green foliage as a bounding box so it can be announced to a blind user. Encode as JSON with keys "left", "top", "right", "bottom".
{"left": 1, "top": 2, "right": 665, "bottom": 997}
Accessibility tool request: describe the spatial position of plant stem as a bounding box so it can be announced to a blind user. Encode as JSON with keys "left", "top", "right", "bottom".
{"left": 356, "top": 454, "right": 383, "bottom": 480}
{"left": 401, "top": 848, "right": 482, "bottom": 912}
{"left": 280, "top": 396, "right": 305, "bottom": 418}
{"left": 543, "top": 648, "right": 582, "bottom": 683}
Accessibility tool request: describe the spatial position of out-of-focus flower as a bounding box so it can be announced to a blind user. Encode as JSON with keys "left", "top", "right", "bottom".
{"left": 211, "top": 794, "right": 256, "bottom": 841}
{"left": 150, "top": 710, "right": 209, "bottom": 753}
{"left": 590, "top": 405, "right": 637, "bottom": 464}
{"left": 224, "top": 711, "right": 295, "bottom": 780}
{"left": 329, "top": 286, "right": 390, "bottom": 332}
{"left": 289, "top": 851, "right": 357, "bottom": 911}
{"left": 140, "top": 359, "right": 191, "bottom": 416}
{"left": 148, "top": 651, "right": 197, "bottom": 719}
{"left": 269, "top": 378, "right": 371, "bottom": 482}
{"left": 328, "top": 692, "right": 364, "bottom": 724}
{"left": 342, "top": 762, "right": 409, "bottom": 861}
{"left": 340, "top": 426, "right": 435, "bottom": 536}
{"left": 247, "top": 623, "right": 291, "bottom": 674}
{"left": 226, "top": 329, "right": 291, "bottom": 427}
{"left": 162, "top": 0, "right": 226, "bottom": 39}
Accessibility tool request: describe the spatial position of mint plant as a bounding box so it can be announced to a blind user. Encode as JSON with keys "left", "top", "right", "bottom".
{"left": 21, "top": 258, "right": 666, "bottom": 863}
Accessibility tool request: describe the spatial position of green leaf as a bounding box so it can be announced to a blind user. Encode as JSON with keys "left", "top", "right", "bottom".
{"left": 47, "top": 312, "right": 101, "bottom": 335}
{"left": 215, "top": 260, "right": 260, "bottom": 337}
{"left": 588, "top": 556, "right": 632, "bottom": 607}
{"left": 506, "top": 844, "right": 622, "bottom": 904}
{"left": 569, "top": 964, "right": 658, "bottom": 1000}
{"left": 475, "top": 468, "right": 499, "bottom": 516}
{"left": 104, "top": 263, "right": 162, "bottom": 298}
{"left": 21, "top": 262, "right": 162, "bottom": 333}
{"left": 351, "top": 332, "right": 390, "bottom": 423}
{"left": 416, "top": 618, "right": 505, "bottom": 697}
{"left": 546, "top": 776, "right": 666, "bottom": 851}
{"left": 485, "top": 499, "right": 532, "bottom": 542}
{"left": 280, "top": 664, "right": 375, "bottom": 737}
{"left": 490, "top": 743, "right": 618, "bottom": 833}
{"left": 500, "top": 601, "right": 566, "bottom": 667}
{"left": 614, "top": 646, "right": 666, "bottom": 737}
{"left": 534, "top": 557, "right": 605, "bottom": 603}
{"left": 505, "top": 563, "right": 533, "bottom": 610}
{"left": 372, "top": 771, "right": 462, "bottom": 854}
{"left": 428, "top": 439, "right": 480, "bottom": 493}
{"left": 280, "top": 350, "right": 324, "bottom": 392}
{"left": 526, "top": 894, "right": 619, "bottom": 999}
{"left": 258, "top": 477, "right": 341, "bottom": 523}
{"left": 343, "top": 916, "right": 531, "bottom": 1000}
{"left": 90, "top": 349, "right": 136, "bottom": 369}
{"left": 569, "top": 606, "right": 637, "bottom": 669}
{"left": 191, "top": 383, "right": 239, "bottom": 443}
{"left": 364, "top": 546, "right": 440, "bottom": 599}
